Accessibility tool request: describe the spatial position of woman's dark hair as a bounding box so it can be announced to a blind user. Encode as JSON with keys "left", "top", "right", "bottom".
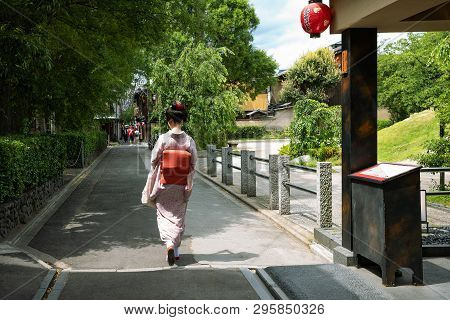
{"left": 165, "top": 101, "right": 188, "bottom": 123}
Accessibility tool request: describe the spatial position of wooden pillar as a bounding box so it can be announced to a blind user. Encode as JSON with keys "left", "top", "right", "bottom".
{"left": 341, "top": 28, "right": 378, "bottom": 250}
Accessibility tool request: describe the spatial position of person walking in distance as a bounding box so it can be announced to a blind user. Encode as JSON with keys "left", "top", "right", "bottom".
{"left": 141, "top": 101, "right": 197, "bottom": 266}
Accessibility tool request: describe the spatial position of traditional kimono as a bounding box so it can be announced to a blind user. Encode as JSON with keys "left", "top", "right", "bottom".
{"left": 141, "top": 129, "right": 197, "bottom": 248}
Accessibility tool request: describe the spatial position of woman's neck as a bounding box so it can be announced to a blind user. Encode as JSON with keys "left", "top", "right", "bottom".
{"left": 170, "top": 125, "right": 183, "bottom": 134}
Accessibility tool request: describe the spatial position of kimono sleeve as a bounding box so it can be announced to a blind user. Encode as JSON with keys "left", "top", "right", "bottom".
{"left": 185, "top": 137, "right": 198, "bottom": 192}
{"left": 151, "top": 134, "right": 165, "bottom": 169}
{"left": 141, "top": 135, "right": 164, "bottom": 206}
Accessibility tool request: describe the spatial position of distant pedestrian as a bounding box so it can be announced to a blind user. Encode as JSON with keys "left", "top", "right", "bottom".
{"left": 141, "top": 101, "right": 197, "bottom": 266}
{"left": 128, "top": 126, "right": 135, "bottom": 144}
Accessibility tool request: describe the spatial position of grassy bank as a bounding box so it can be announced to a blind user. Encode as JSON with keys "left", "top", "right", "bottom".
{"left": 378, "top": 110, "right": 439, "bottom": 162}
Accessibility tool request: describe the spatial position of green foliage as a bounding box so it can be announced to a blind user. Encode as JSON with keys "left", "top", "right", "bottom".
{"left": 263, "top": 128, "right": 290, "bottom": 139}
{"left": 58, "top": 131, "right": 107, "bottom": 167}
{"left": 279, "top": 144, "right": 291, "bottom": 158}
{"left": 288, "top": 99, "right": 341, "bottom": 157}
{"left": 0, "top": 0, "right": 203, "bottom": 133}
{"left": 148, "top": 39, "right": 243, "bottom": 148}
{"left": 229, "top": 126, "right": 268, "bottom": 139}
{"left": 0, "top": 130, "right": 107, "bottom": 203}
{"left": 120, "top": 107, "right": 135, "bottom": 124}
{"left": 0, "top": 135, "right": 65, "bottom": 203}
{"left": 378, "top": 32, "right": 450, "bottom": 123}
{"left": 280, "top": 48, "right": 340, "bottom": 104}
{"left": 377, "top": 119, "right": 393, "bottom": 131}
{"left": 204, "top": 0, "right": 278, "bottom": 95}
{"left": 418, "top": 137, "right": 450, "bottom": 167}
{"left": 309, "top": 146, "right": 341, "bottom": 162}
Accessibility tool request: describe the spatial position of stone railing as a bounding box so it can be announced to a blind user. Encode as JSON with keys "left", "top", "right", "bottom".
{"left": 206, "top": 145, "right": 333, "bottom": 228}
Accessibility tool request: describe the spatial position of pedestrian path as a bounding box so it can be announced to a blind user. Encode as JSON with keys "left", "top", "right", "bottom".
{"left": 0, "top": 145, "right": 326, "bottom": 300}
{"left": 2, "top": 145, "right": 448, "bottom": 300}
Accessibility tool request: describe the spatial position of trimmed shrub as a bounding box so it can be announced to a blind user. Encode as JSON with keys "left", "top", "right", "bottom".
{"left": 377, "top": 119, "right": 393, "bottom": 131}
{"left": 0, "top": 135, "right": 66, "bottom": 203}
{"left": 309, "top": 146, "right": 341, "bottom": 162}
{"left": 229, "top": 126, "right": 268, "bottom": 140}
{"left": 59, "top": 130, "right": 107, "bottom": 167}
{"left": 0, "top": 130, "right": 106, "bottom": 203}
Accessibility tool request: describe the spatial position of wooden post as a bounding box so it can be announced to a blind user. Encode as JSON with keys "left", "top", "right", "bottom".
{"left": 341, "top": 28, "right": 378, "bottom": 250}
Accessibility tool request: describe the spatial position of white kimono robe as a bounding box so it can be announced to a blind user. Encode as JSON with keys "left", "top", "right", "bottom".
{"left": 141, "top": 130, "right": 197, "bottom": 247}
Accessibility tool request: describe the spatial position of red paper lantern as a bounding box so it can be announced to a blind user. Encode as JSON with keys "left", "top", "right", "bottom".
{"left": 300, "top": 1, "right": 331, "bottom": 38}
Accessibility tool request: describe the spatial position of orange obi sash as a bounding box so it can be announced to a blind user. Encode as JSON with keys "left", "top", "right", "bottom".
{"left": 160, "top": 150, "right": 191, "bottom": 185}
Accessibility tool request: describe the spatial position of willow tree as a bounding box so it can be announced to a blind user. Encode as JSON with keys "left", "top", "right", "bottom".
{"left": 148, "top": 39, "right": 243, "bottom": 148}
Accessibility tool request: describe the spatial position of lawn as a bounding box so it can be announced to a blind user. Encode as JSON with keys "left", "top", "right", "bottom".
{"left": 378, "top": 110, "right": 439, "bottom": 162}
{"left": 428, "top": 195, "right": 450, "bottom": 207}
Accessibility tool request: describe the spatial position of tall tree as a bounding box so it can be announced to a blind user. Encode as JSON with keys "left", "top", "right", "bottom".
{"left": 0, "top": 0, "right": 201, "bottom": 133}
{"left": 204, "top": 0, "right": 277, "bottom": 95}
{"left": 280, "top": 48, "right": 341, "bottom": 104}
{"left": 378, "top": 32, "right": 450, "bottom": 123}
{"left": 148, "top": 39, "right": 242, "bottom": 148}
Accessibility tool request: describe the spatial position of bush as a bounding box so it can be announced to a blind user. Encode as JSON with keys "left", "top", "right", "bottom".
{"left": 377, "top": 119, "right": 392, "bottom": 131}
{"left": 289, "top": 99, "right": 341, "bottom": 157}
{"left": 280, "top": 48, "right": 341, "bottom": 104}
{"left": 0, "top": 135, "right": 66, "bottom": 204}
{"left": 264, "top": 128, "right": 290, "bottom": 139}
{"left": 279, "top": 144, "right": 292, "bottom": 158}
{"left": 309, "top": 146, "right": 341, "bottom": 162}
{"left": 0, "top": 130, "right": 107, "bottom": 203}
{"left": 58, "top": 130, "right": 107, "bottom": 167}
{"left": 418, "top": 137, "right": 450, "bottom": 167}
{"left": 229, "top": 126, "right": 268, "bottom": 140}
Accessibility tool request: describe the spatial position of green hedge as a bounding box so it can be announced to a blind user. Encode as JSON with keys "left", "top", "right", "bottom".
{"left": 229, "top": 126, "right": 268, "bottom": 140}
{"left": 59, "top": 130, "right": 107, "bottom": 167}
{"left": 0, "top": 130, "right": 107, "bottom": 203}
{"left": 0, "top": 135, "right": 66, "bottom": 203}
{"left": 377, "top": 119, "right": 393, "bottom": 131}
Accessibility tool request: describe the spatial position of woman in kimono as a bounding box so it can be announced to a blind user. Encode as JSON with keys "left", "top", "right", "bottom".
{"left": 141, "top": 101, "right": 197, "bottom": 266}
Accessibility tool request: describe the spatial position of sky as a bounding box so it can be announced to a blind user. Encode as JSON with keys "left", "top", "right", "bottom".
{"left": 250, "top": 0, "right": 405, "bottom": 70}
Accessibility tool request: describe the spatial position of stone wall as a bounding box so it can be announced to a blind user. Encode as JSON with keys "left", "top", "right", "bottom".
{"left": 0, "top": 176, "right": 63, "bottom": 238}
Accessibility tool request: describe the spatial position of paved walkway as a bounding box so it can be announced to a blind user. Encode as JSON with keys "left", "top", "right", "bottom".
{"left": 0, "top": 145, "right": 325, "bottom": 300}
{"left": 1, "top": 145, "right": 448, "bottom": 300}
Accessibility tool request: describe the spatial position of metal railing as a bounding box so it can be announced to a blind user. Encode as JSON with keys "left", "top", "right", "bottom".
{"left": 206, "top": 144, "right": 333, "bottom": 228}
{"left": 287, "top": 163, "right": 317, "bottom": 173}
{"left": 284, "top": 182, "right": 317, "bottom": 195}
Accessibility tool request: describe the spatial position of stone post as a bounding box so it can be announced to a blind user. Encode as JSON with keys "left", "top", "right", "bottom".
{"left": 240, "top": 150, "right": 249, "bottom": 194}
{"left": 279, "top": 155, "right": 290, "bottom": 215}
{"left": 247, "top": 151, "right": 256, "bottom": 197}
{"left": 222, "top": 147, "right": 233, "bottom": 185}
{"left": 206, "top": 144, "right": 216, "bottom": 176}
{"left": 269, "top": 154, "right": 279, "bottom": 210}
{"left": 221, "top": 147, "right": 227, "bottom": 184}
{"left": 317, "top": 162, "right": 333, "bottom": 228}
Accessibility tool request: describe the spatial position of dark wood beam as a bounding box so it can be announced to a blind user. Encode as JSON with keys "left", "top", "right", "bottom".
{"left": 341, "top": 28, "right": 378, "bottom": 250}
